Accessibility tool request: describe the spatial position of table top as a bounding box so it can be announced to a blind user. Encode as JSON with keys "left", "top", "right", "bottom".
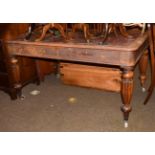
{"left": 5, "top": 29, "right": 149, "bottom": 67}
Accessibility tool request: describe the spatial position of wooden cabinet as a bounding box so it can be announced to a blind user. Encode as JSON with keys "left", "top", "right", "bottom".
{"left": 0, "top": 24, "right": 40, "bottom": 99}
{"left": 0, "top": 23, "right": 57, "bottom": 99}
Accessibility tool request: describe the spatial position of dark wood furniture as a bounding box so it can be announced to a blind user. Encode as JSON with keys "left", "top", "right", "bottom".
{"left": 4, "top": 29, "right": 149, "bottom": 127}
{"left": 0, "top": 24, "right": 40, "bottom": 99}
{"left": 0, "top": 24, "right": 58, "bottom": 99}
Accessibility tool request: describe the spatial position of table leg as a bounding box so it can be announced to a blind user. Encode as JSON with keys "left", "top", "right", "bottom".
{"left": 121, "top": 68, "right": 134, "bottom": 128}
{"left": 139, "top": 49, "right": 148, "bottom": 92}
{"left": 10, "top": 56, "right": 22, "bottom": 99}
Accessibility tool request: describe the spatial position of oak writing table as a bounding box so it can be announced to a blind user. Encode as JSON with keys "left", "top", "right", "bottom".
{"left": 4, "top": 29, "right": 149, "bottom": 127}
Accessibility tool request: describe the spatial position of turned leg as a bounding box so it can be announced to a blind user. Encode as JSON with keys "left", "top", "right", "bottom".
{"left": 118, "top": 24, "right": 132, "bottom": 38}
{"left": 121, "top": 68, "right": 134, "bottom": 128}
{"left": 10, "top": 56, "right": 22, "bottom": 99}
{"left": 56, "top": 24, "right": 67, "bottom": 40}
{"left": 35, "top": 24, "right": 50, "bottom": 41}
{"left": 72, "top": 24, "right": 90, "bottom": 43}
{"left": 139, "top": 49, "right": 149, "bottom": 92}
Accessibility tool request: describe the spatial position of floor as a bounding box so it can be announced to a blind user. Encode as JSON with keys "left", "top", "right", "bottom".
{"left": 0, "top": 68, "right": 155, "bottom": 132}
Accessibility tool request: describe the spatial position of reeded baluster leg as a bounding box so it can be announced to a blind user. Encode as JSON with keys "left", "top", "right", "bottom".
{"left": 139, "top": 49, "right": 148, "bottom": 92}
{"left": 10, "top": 56, "right": 23, "bottom": 99}
{"left": 121, "top": 68, "right": 134, "bottom": 128}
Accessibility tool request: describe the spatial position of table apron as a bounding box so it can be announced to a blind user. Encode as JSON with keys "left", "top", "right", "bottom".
{"left": 6, "top": 43, "right": 148, "bottom": 67}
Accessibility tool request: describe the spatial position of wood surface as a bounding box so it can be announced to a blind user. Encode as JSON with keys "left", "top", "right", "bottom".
{"left": 60, "top": 63, "right": 121, "bottom": 92}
